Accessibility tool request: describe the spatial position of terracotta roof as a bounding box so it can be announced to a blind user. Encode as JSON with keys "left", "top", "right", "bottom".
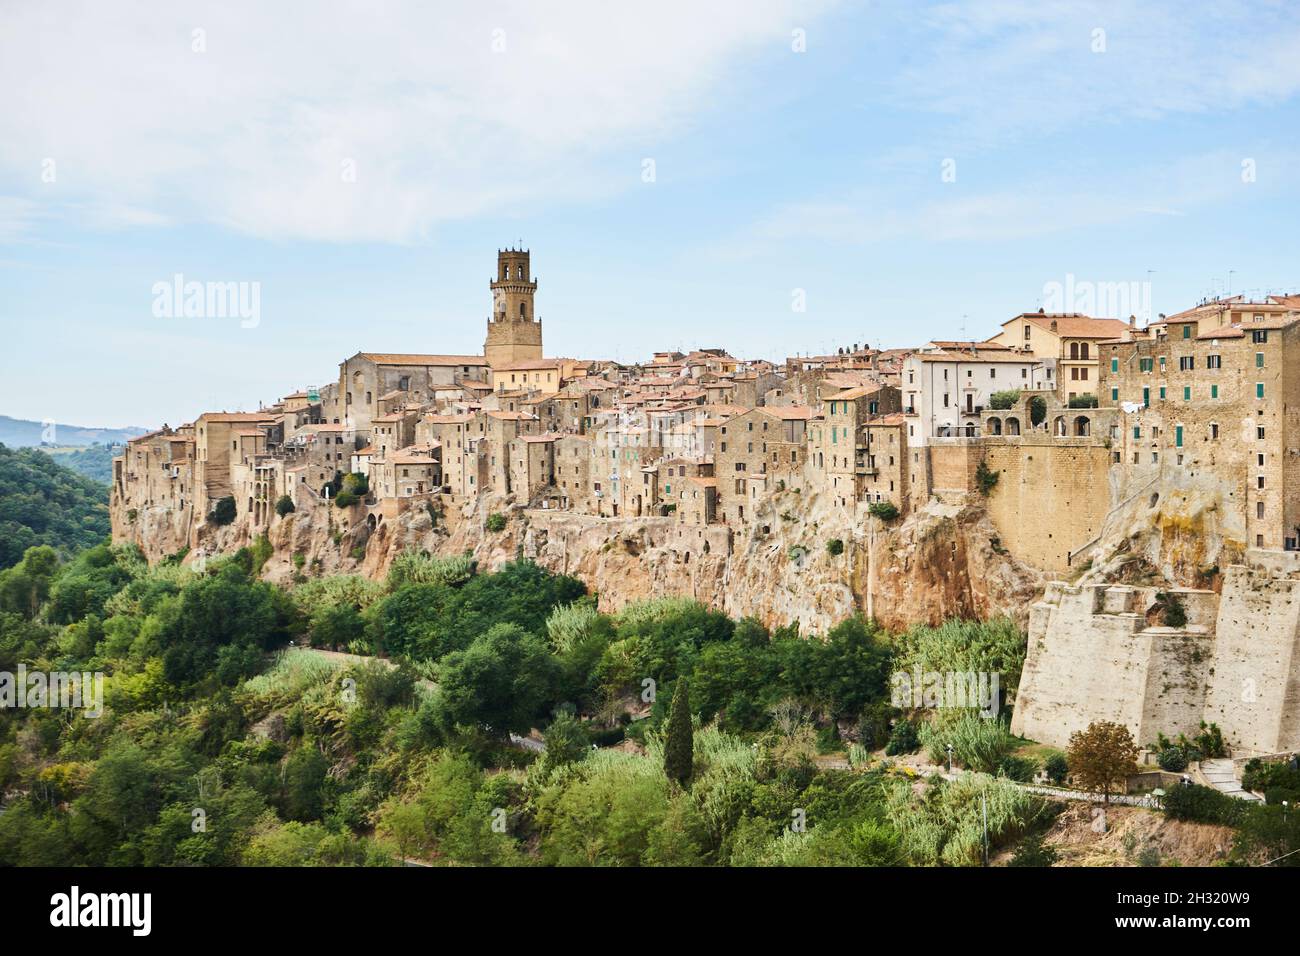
{"left": 762, "top": 405, "right": 814, "bottom": 420}
{"left": 827, "top": 384, "right": 886, "bottom": 401}
{"left": 492, "top": 359, "right": 567, "bottom": 371}
{"left": 1018, "top": 314, "right": 1133, "bottom": 338}
{"left": 198, "top": 412, "right": 276, "bottom": 423}
{"left": 356, "top": 352, "right": 484, "bottom": 366}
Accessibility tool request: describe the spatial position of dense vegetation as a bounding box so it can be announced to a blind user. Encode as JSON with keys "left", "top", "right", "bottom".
{"left": 0, "top": 444, "right": 110, "bottom": 568}
{"left": 43, "top": 444, "right": 121, "bottom": 485}
{"left": 0, "top": 541, "right": 1073, "bottom": 867}
{"left": 1, "top": 532, "right": 1293, "bottom": 867}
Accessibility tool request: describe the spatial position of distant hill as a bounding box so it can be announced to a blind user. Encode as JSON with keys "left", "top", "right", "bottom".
{"left": 44, "top": 444, "right": 121, "bottom": 485}
{"left": 0, "top": 415, "right": 149, "bottom": 448}
{"left": 0, "top": 444, "right": 111, "bottom": 567}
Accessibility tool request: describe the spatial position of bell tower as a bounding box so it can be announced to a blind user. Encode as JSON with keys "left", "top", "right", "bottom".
{"left": 484, "top": 247, "right": 543, "bottom": 368}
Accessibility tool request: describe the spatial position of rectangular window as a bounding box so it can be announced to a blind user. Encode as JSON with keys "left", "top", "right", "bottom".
{"left": 1183, "top": 386, "right": 1191, "bottom": 401}
{"left": 1206, "top": 355, "right": 1222, "bottom": 369}
{"left": 1257, "top": 382, "right": 1265, "bottom": 399}
{"left": 1111, "top": 388, "right": 1119, "bottom": 402}
{"left": 1133, "top": 426, "right": 1141, "bottom": 439}
{"left": 1179, "top": 356, "right": 1194, "bottom": 371}
{"left": 1253, "top": 330, "right": 1268, "bottom": 344}
{"left": 1211, "top": 384, "right": 1218, "bottom": 399}
{"left": 1159, "top": 386, "right": 1166, "bottom": 400}
{"left": 1256, "top": 352, "right": 1265, "bottom": 367}
{"left": 1257, "top": 426, "right": 1265, "bottom": 440}
{"left": 1142, "top": 387, "right": 1150, "bottom": 407}
{"left": 1211, "top": 423, "right": 1219, "bottom": 440}
{"left": 1182, "top": 325, "right": 1191, "bottom": 339}
{"left": 1111, "top": 358, "right": 1119, "bottom": 372}
{"left": 1175, "top": 425, "right": 1183, "bottom": 448}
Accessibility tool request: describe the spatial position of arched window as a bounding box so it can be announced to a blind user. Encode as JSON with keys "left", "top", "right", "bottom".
{"left": 1074, "top": 415, "right": 1091, "bottom": 437}
{"left": 1080, "top": 342, "right": 1090, "bottom": 360}
{"left": 988, "top": 417, "right": 1002, "bottom": 435}
{"left": 1053, "top": 415, "right": 1067, "bottom": 436}
{"left": 1070, "top": 342, "right": 1080, "bottom": 360}
{"left": 1006, "top": 417, "right": 1021, "bottom": 436}
{"left": 519, "top": 302, "right": 527, "bottom": 319}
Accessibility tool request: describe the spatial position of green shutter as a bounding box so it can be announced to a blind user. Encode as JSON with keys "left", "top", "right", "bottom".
{"left": 1258, "top": 382, "right": 1265, "bottom": 399}
{"left": 1111, "top": 388, "right": 1119, "bottom": 401}
{"left": 1257, "top": 352, "right": 1265, "bottom": 368}
{"left": 1183, "top": 386, "right": 1191, "bottom": 401}
{"left": 1211, "top": 384, "right": 1218, "bottom": 399}
{"left": 1175, "top": 425, "right": 1183, "bottom": 447}
{"left": 1183, "top": 325, "right": 1191, "bottom": 339}
{"left": 1111, "top": 358, "right": 1119, "bottom": 372}
{"left": 1143, "top": 387, "right": 1150, "bottom": 407}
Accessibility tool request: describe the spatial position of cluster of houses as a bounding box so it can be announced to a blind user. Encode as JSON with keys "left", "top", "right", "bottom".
{"left": 112, "top": 249, "right": 1300, "bottom": 571}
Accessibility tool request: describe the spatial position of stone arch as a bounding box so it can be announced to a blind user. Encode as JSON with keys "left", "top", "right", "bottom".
{"left": 1053, "top": 415, "right": 1067, "bottom": 437}
{"left": 987, "top": 417, "right": 1002, "bottom": 436}
{"left": 1073, "top": 415, "right": 1091, "bottom": 437}
{"left": 1005, "top": 416, "right": 1021, "bottom": 436}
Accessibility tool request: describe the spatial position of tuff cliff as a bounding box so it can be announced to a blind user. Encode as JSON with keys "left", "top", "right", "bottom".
{"left": 113, "top": 486, "right": 1043, "bottom": 635}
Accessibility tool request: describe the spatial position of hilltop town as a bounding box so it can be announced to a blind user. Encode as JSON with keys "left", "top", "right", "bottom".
{"left": 111, "top": 249, "right": 1300, "bottom": 759}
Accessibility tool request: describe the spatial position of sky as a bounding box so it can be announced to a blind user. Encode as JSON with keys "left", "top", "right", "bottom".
{"left": 2, "top": 0, "right": 1299, "bottom": 428}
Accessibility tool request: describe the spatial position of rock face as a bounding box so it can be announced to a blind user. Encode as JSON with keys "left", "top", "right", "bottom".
{"left": 113, "top": 485, "right": 1043, "bottom": 634}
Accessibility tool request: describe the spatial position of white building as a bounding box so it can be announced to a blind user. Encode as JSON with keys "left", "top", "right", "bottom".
{"left": 902, "top": 344, "right": 1047, "bottom": 445}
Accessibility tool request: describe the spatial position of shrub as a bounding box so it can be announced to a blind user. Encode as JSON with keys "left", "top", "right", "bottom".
{"left": 1156, "top": 591, "right": 1187, "bottom": 628}
{"left": 885, "top": 719, "right": 919, "bottom": 756}
{"left": 1009, "top": 833, "right": 1058, "bottom": 867}
{"left": 1028, "top": 395, "right": 1047, "bottom": 427}
{"left": 275, "top": 494, "right": 295, "bottom": 517}
{"left": 208, "top": 495, "right": 237, "bottom": 526}
{"left": 1157, "top": 747, "right": 1188, "bottom": 773}
{"left": 999, "top": 754, "right": 1039, "bottom": 783}
{"left": 975, "top": 461, "right": 999, "bottom": 495}
{"left": 826, "top": 538, "right": 844, "bottom": 557}
{"left": 868, "top": 501, "right": 899, "bottom": 522}
{"left": 920, "top": 712, "right": 1016, "bottom": 773}
{"left": 1162, "top": 783, "right": 1245, "bottom": 826}
{"left": 485, "top": 512, "right": 507, "bottom": 533}
{"left": 989, "top": 389, "right": 1021, "bottom": 410}
{"left": 1043, "top": 752, "right": 1069, "bottom": 784}
{"left": 1195, "top": 721, "right": 1227, "bottom": 759}
{"left": 1067, "top": 393, "right": 1099, "bottom": 409}
{"left": 334, "top": 491, "right": 358, "bottom": 509}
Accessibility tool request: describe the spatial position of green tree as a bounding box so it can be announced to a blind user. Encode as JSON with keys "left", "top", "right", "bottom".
{"left": 663, "top": 677, "right": 694, "bottom": 786}
{"left": 435, "top": 623, "right": 559, "bottom": 736}
{"left": 208, "top": 495, "right": 237, "bottom": 526}
{"left": 1067, "top": 721, "right": 1139, "bottom": 803}
{"left": 274, "top": 494, "right": 295, "bottom": 517}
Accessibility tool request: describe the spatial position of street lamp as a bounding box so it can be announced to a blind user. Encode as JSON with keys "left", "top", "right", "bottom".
{"left": 945, "top": 743, "right": 954, "bottom": 773}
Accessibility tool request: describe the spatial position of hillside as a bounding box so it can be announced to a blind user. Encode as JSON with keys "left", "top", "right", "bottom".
{"left": 0, "top": 414, "right": 147, "bottom": 448}
{"left": 43, "top": 443, "right": 120, "bottom": 484}
{"left": 0, "top": 444, "right": 111, "bottom": 567}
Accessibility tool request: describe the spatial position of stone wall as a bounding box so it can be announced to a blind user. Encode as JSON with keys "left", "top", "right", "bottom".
{"left": 984, "top": 440, "right": 1111, "bottom": 571}
{"left": 1014, "top": 567, "right": 1300, "bottom": 756}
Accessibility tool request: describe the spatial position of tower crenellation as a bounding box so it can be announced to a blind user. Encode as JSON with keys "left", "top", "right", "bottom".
{"left": 485, "top": 246, "right": 543, "bottom": 367}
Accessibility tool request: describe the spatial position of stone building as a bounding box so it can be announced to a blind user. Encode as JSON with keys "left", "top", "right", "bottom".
{"left": 484, "top": 248, "right": 543, "bottom": 368}
{"left": 986, "top": 312, "right": 1132, "bottom": 402}
{"left": 1099, "top": 310, "right": 1300, "bottom": 551}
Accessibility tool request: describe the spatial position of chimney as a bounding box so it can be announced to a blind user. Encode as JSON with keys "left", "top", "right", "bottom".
{"left": 1050, "top": 319, "right": 1058, "bottom": 333}
{"left": 1129, "top": 314, "right": 1136, "bottom": 328}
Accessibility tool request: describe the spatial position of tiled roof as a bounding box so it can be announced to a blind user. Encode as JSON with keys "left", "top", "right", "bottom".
{"left": 356, "top": 352, "right": 484, "bottom": 366}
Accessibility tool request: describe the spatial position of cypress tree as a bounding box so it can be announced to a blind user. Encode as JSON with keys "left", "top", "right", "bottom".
{"left": 663, "top": 677, "right": 694, "bottom": 786}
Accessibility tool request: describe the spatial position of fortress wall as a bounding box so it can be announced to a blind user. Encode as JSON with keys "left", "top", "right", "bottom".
{"left": 1012, "top": 584, "right": 1153, "bottom": 749}
{"left": 984, "top": 442, "right": 1111, "bottom": 571}
{"left": 1012, "top": 583, "right": 1216, "bottom": 750}
{"left": 928, "top": 442, "right": 981, "bottom": 496}
{"left": 1203, "top": 566, "right": 1300, "bottom": 754}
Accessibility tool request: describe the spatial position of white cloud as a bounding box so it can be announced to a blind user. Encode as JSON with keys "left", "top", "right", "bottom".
{"left": 884, "top": 0, "right": 1300, "bottom": 141}
{"left": 0, "top": 0, "right": 830, "bottom": 242}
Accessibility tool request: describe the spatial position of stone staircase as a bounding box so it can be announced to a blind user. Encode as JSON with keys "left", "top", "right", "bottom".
{"left": 1199, "top": 758, "right": 1263, "bottom": 802}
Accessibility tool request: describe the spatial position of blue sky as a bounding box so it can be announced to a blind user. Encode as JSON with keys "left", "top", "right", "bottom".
{"left": 2, "top": 0, "right": 1299, "bottom": 427}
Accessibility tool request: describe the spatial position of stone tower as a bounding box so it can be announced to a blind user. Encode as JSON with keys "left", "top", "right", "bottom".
{"left": 484, "top": 247, "right": 543, "bottom": 368}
